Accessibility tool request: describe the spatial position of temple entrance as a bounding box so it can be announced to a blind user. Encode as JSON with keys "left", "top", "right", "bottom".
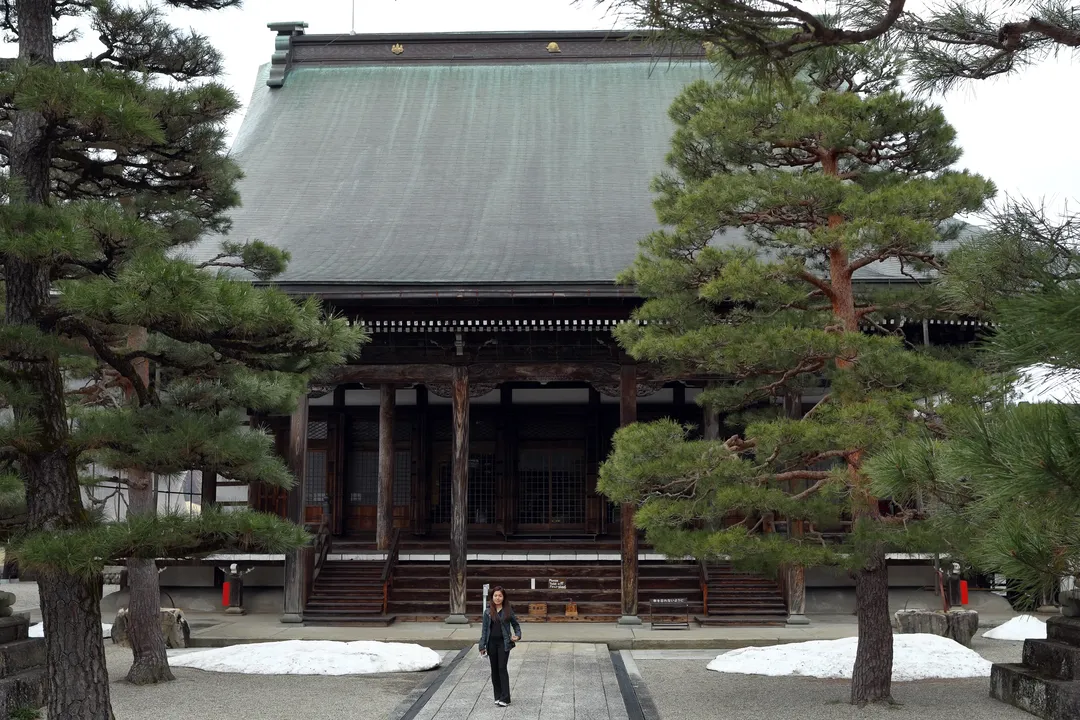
{"left": 517, "top": 447, "right": 586, "bottom": 530}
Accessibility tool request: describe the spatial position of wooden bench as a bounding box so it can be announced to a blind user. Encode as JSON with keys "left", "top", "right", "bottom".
{"left": 648, "top": 597, "right": 690, "bottom": 629}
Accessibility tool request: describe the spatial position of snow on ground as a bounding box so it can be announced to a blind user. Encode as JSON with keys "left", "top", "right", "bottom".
{"left": 983, "top": 614, "right": 1047, "bottom": 641}
{"left": 707, "top": 634, "right": 992, "bottom": 681}
{"left": 29, "top": 623, "right": 112, "bottom": 639}
{"left": 169, "top": 640, "right": 442, "bottom": 675}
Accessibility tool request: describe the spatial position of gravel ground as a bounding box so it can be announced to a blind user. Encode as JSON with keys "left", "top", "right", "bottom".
{"left": 7, "top": 580, "right": 40, "bottom": 614}
{"left": 636, "top": 638, "right": 1030, "bottom": 720}
{"left": 87, "top": 645, "right": 442, "bottom": 720}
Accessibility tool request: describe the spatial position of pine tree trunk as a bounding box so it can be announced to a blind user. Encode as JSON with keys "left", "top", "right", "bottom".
{"left": 39, "top": 572, "right": 114, "bottom": 719}
{"left": 125, "top": 557, "right": 173, "bottom": 685}
{"left": 7, "top": 1, "right": 114, "bottom": 717}
{"left": 124, "top": 472, "right": 173, "bottom": 685}
{"left": 850, "top": 544, "right": 893, "bottom": 706}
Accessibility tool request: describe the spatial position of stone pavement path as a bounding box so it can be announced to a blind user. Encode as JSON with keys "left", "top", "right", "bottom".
{"left": 415, "top": 642, "right": 629, "bottom": 720}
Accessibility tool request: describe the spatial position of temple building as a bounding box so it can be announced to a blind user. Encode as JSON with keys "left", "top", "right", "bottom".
{"left": 150, "top": 25, "right": 983, "bottom": 627}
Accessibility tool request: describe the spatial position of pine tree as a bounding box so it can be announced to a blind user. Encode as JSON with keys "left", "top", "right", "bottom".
{"left": 868, "top": 203, "right": 1080, "bottom": 609}
{"left": 597, "top": 45, "right": 995, "bottom": 704}
{"left": 598, "top": 0, "right": 1080, "bottom": 89}
{"left": 0, "top": 0, "right": 362, "bottom": 715}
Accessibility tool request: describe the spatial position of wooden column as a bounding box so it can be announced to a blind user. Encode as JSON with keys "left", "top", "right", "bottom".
{"left": 783, "top": 390, "right": 810, "bottom": 625}
{"left": 377, "top": 384, "right": 396, "bottom": 550}
{"left": 282, "top": 394, "right": 309, "bottom": 623}
{"left": 586, "top": 386, "right": 601, "bottom": 535}
{"left": 411, "top": 386, "right": 429, "bottom": 535}
{"left": 618, "top": 365, "right": 641, "bottom": 625}
{"left": 446, "top": 366, "right": 470, "bottom": 624}
{"left": 414, "top": 388, "right": 427, "bottom": 535}
{"left": 496, "top": 385, "right": 512, "bottom": 535}
{"left": 201, "top": 469, "right": 218, "bottom": 508}
{"left": 703, "top": 381, "right": 720, "bottom": 441}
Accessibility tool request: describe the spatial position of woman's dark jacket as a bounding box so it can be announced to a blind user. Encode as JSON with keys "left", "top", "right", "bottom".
{"left": 480, "top": 607, "right": 522, "bottom": 653}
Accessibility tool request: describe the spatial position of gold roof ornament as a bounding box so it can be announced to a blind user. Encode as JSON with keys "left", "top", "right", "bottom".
{"left": 391, "top": 43, "right": 404, "bottom": 55}
{"left": 546, "top": 41, "right": 561, "bottom": 53}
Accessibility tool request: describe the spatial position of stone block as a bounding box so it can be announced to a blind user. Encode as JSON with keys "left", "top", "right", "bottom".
{"left": 0, "top": 591, "right": 13, "bottom": 618}
{"left": 894, "top": 608, "right": 979, "bottom": 646}
{"left": 112, "top": 607, "right": 191, "bottom": 649}
{"left": 0, "top": 617, "right": 28, "bottom": 645}
{"left": 0, "top": 668, "right": 46, "bottom": 719}
{"left": 1048, "top": 616, "right": 1080, "bottom": 646}
{"left": 992, "top": 662, "right": 1080, "bottom": 720}
{"left": 0, "top": 639, "right": 45, "bottom": 680}
{"left": 1024, "top": 639, "right": 1080, "bottom": 682}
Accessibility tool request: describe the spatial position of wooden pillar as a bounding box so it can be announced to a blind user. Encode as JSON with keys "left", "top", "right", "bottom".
{"left": 412, "top": 386, "right": 429, "bottom": 535}
{"left": 586, "top": 386, "right": 601, "bottom": 535}
{"left": 446, "top": 366, "right": 470, "bottom": 624}
{"left": 377, "top": 384, "right": 396, "bottom": 550}
{"left": 703, "top": 381, "right": 720, "bottom": 441}
{"left": 282, "top": 393, "right": 309, "bottom": 623}
{"left": 496, "top": 385, "right": 512, "bottom": 535}
{"left": 618, "top": 364, "right": 641, "bottom": 625}
{"left": 783, "top": 390, "right": 810, "bottom": 625}
{"left": 201, "top": 469, "right": 218, "bottom": 508}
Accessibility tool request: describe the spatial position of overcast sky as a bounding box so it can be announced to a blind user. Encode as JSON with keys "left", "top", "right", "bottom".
{"left": 48, "top": 1, "right": 1080, "bottom": 218}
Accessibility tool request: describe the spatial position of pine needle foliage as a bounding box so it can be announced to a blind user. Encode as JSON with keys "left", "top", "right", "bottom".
{"left": 868, "top": 203, "right": 1080, "bottom": 608}
{"left": 597, "top": 44, "right": 996, "bottom": 704}
{"left": 0, "top": 1, "right": 366, "bottom": 579}
{"left": 596, "top": 0, "right": 1080, "bottom": 92}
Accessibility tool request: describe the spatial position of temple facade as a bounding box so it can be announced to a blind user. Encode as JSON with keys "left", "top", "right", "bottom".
{"left": 159, "top": 25, "right": 984, "bottom": 626}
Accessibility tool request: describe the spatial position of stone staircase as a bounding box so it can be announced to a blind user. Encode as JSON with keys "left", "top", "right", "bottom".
{"left": 992, "top": 615, "right": 1080, "bottom": 720}
{"left": 698, "top": 563, "right": 788, "bottom": 626}
{"left": 0, "top": 615, "right": 46, "bottom": 716}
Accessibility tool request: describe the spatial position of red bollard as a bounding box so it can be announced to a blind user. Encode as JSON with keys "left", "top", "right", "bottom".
{"left": 960, "top": 580, "right": 969, "bottom": 606}
{"left": 222, "top": 581, "right": 231, "bottom": 608}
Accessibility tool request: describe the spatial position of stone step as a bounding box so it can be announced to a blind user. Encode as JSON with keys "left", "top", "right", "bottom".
{"left": 1023, "top": 639, "right": 1080, "bottom": 682}
{"left": 0, "top": 667, "right": 46, "bottom": 718}
{"left": 0, "top": 617, "right": 29, "bottom": 645}
{"left": 0, "top": 639, "right": 45, "bottom": 681}
{"left": 991, "top": 662, "right": 1080, "bottom": 720}
{"left": 1048, "top": 617, "right": 1080, "bottom": 646}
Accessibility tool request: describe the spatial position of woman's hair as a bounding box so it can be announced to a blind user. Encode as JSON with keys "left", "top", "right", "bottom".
{"left": 488, "top": 586, "right": 512, "bottom": 620}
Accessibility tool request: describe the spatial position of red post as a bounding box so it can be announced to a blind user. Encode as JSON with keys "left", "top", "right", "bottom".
{"left": 222, "top": 581, "right": 230, "bottom": 608}
{"left": 960, "top": 580, "right": 969, "bottom": 606}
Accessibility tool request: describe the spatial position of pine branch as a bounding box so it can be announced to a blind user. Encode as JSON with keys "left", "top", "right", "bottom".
{"left": 596, "top": 0, "right": 909, "bottom": 62}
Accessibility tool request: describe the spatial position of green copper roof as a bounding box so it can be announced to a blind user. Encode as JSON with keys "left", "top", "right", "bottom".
{"left": 206, "top": 59, "right": 714, "bottom": 289}
{"left": 202, "top": 51, "right": 966, "bottom": 292}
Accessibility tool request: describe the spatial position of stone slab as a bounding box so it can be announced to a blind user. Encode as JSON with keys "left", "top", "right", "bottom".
{"left": 0, "top": 616, "right": 28, "bottom": 645}
{"left": 991, "top": 662, "right": 1080, "bottom": 720}
{"left": 0, "top": 639, "right": 45, "bottom": 680}
{"left": 1024, "top": 639, "right": 1080, "bottom": 682}
{"left": 0, "top": 668, "right": 46, "bottom": 718}
{"left": 1047, "top": 616, "right": 1080, "bottom": 646}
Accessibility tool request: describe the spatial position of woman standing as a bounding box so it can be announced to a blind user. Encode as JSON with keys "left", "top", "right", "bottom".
{"left": 479, "top": 586, "right": 521, "bottom": 707}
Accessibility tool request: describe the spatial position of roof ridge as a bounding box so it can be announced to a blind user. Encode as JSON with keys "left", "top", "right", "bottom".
{"left": 264, "top": 23, "right": 706, "bottom": 89}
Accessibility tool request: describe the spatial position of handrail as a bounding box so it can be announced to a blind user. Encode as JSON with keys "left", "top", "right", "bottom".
{"left": 698, "top": 558, "right": 710, "bottom": 615}
{"left": 311, "top": 517, "right": 331, "bottom": 586}
{"left": 380, "top": 527, "right": 402, "bottom": 616}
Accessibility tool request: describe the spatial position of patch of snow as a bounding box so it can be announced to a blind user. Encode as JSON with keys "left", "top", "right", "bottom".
{"left": 28, "top": 623, "right": 112, "bottom": 639}
{"left": 707, "top": 634, "right": 991, "bottom": 681}
{"left": 169, "top": 640, "right": 442, "bottom": 675}
{"left": 983, "top": 615, "right": 1047, "bottom": 641}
